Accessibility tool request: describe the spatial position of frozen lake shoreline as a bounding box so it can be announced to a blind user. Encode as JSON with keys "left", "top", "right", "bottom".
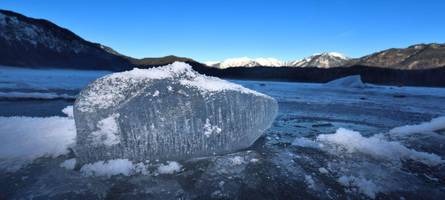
{"left": 1, "top": 67, "right": 445, "bottom": 199}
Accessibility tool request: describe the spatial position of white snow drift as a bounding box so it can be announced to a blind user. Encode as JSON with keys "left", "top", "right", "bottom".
{"left": 293, "top": 127, "right": 444, "bottom": 167}
{"left": 324, "top": 75, "right": 367, "bottom": 88}
{"left": 390, "top": 116, "right": 445, "bottom": 135}
{"left": 317, "top": 128, "right": 443, "bottom": 166}
{"left": 80, "top": 159, "right": 139, "bottom": 177}
{"left": 0, "top": 106, "right": 76, "bottom": 171}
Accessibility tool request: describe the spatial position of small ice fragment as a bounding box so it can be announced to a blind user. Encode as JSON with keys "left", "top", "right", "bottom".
{"left": 318, "top": 167, "right": 329, "bottom": 174}
{"left": 338, "top": 175, "right": 380, "bottom": 199}
{"left": 152, "top": 90, "right": 159, "bottom": 97}
{"left": 305, "top": 175, "right": 316, "bottom": 189}
{"left": 230, "top": 156, "right": 245, "bottom": 165}
{"left": 292, "top": 137, "right": 320, "bottom": 149}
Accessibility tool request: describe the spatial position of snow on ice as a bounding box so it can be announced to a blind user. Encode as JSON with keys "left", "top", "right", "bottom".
{"left": 390, "top": 116, "right": 445, "bottom": 135}
{"left": 317, "top": 128, "right": 443, "bottom": 166}
{"left": 80, "top": 159, "right": 137, "bottom": 177}
{"left": 0, "top": 106, "right": 76, "bottom": 171}
{"left": 62, "top": 105, "right": 74, "bottom": 118}
{"left": 157, "top": 161, "right": 183, "bottom": 174}
{"left": 60, "top": 158, "right": 76, "bottom": 170}
{"left": 292, "top": 127, "right": 444, "bottom": 167}
{"left": 338, "top": 175, "right": 380, "bottom": 199}
{"left": 324, "top": 75, "right": 367, "bottom": 88}
{"left": 291, "top": 125, "right": 445, "bottom": 198}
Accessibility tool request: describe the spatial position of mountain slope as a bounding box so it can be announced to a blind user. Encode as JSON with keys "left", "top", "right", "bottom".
{"left": 0, "top": 10, "right": 134, "bottom": 70}
{"left": 0, "top": 10, "right": 198, "bottom": 71}
{"left": 355, "top": 43, "right": 445, "bottom": 69}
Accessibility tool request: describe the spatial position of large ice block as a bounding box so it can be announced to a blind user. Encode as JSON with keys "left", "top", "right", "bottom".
{"left": 74, "top": 62, "right": 278, "bottom": 165}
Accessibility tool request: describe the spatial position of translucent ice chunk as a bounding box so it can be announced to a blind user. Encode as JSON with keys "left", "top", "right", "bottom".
{"left": 74, "top": 62, "right": 278, "bottom": 165}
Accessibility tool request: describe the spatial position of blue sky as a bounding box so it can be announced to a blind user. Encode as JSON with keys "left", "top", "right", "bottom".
{"left": 1, "top": 0, "right": 444, "bottom": 61}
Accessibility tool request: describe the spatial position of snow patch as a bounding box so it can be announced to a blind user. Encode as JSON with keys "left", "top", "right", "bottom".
{"left": 338, "top": 175, "right": 380, "bottom": 199}
{"left": 390, "top": 116, "right": 445, "bottom": 135}
{"left": 78, "top": 62, "right": 267, "bottom": 112}
{"left": 230, "top": 156, "right": 245, "bottom": 165}
{"left": 179, "top": 72, "right": 267, "bottom": 97}
{"left": 324, "top": 75, "right": 367, "bottom": 88}
{"left": 62, "top": 105, "right": 73, "bottom": 118}
{"left": 157, "top": 161, "right": 182, "bottom": 174}
{"left": 324, "top": 52, "right": 348, "bottom": 59}
{"left": 152, "top": 90, "right": 160, "bottom": 97}
{"left": 80, "top": 159, "right": 137, "bottom": 177}
{"left": 0, "top": 115, "right": 75, "bottom": 171}
{"left": 317, "top": 128, "right": 444, "bottom": 166}
{"left": 60, "top": 158, "right": 76, "bottom": 170}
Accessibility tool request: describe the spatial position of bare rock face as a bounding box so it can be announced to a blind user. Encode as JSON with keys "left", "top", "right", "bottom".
{"left": 74, "top": 62, "right": 278, "bottom": 165}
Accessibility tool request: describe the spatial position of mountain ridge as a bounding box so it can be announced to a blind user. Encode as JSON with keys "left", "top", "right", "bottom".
{"left": 0, "top": 9, "right": 197, "bottom": 71}
{"left": 1, "top": 9, "right": 445, "bottom": 87}
{"left": 206, "top": 52, "right": 350, "bottom": 68}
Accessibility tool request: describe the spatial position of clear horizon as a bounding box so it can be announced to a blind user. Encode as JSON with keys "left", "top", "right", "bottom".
{"left": 1, "top": 0, "right": 444, "bottom": 62}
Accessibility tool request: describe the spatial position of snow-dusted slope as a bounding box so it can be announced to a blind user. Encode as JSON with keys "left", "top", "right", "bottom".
{"left": 206, "top": 53, "right": 350, "bottom": 68}
{"left": 288, "top": 52, "right": 350, "bottom": 68}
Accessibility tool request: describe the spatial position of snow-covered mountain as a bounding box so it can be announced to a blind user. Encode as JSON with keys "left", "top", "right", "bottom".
{"left": 288, "top": 52, "right": 350, "bottom": 68}
{"left": 206, "top": 53, "right": 350, "bottom": 68}
{"left": 206, "top": 57, "right": 284, "bottom": 68}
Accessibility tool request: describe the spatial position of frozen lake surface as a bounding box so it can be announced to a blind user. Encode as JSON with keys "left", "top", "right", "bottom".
{"left": 1, "top": 67, "right": 445, "bottom": 199}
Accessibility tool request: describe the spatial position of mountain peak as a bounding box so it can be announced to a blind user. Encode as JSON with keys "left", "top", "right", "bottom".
{"left": 316, "top": 52, "right": 348, "bottom": 59}
{"left": 288, "top": 52, "right": 350, "bottom": 68}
